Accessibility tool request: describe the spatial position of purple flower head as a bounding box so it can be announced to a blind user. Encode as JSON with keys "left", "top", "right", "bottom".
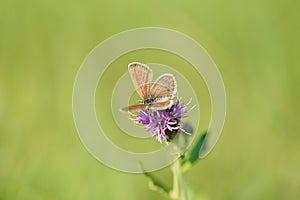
{"left": 137, "top": 110, "right": 150, "bottom": 124}
{"left": 135, "top": 99, "right": 194, "bottom": 145}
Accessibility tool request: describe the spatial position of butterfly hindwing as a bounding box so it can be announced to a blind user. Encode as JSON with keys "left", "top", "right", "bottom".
{"left": 121, "top": 104, "right": 148, "bottom": 112}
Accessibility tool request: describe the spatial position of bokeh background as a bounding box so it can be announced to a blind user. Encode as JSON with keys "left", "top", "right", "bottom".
{"left": 1, "top": 0, "right": 299, "bottom": 199}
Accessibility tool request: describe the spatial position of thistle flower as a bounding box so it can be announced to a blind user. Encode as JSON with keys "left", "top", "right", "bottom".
{"left": 134, "top": 99, "right": 195, "bottom": 145}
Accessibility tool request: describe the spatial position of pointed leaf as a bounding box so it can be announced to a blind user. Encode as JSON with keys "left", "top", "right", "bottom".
{"left": 181, "top": 131, "right": 207, "bottom": 172}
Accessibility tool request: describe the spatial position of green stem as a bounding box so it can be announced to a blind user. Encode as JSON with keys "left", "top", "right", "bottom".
{"left": 170, "top": 159, "right": 180, "bottom": 199}
{"left": 170, "top": 159, "right": 194, "bottom": 200}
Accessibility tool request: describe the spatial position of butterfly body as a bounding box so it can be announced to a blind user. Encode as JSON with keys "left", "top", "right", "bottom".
{"left": 122, "top": 62, "right": 177, "bottom": 112}
{"left": 143, "top": 98, "right": 155, "bottom": 104}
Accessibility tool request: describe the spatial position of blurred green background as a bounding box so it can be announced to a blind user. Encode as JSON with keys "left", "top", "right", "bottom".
{"left": 1, "top": 0, "right": 299, "bottom": 199}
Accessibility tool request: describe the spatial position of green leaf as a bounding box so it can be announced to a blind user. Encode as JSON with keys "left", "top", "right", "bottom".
{"left": 143, "top": 171, "right": 171, "bottom": 197}
{"left": 180, "top": 131, "right": 207, "bottom": 172}
{"left": 140, "top": 162, "right": 171, "bottom": 197}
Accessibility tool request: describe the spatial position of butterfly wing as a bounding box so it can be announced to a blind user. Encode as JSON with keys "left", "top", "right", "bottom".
{"left": 149, "top": 101, "right": 172, "bottom": 110}
{"left": 150, "top": 73, "right": 177, "bottom": 107}
{"left": 121, "top": 104, "right": 148, "bottom": 112}
{"left": 128, "top": 62, "right": 152, "bottom": 100}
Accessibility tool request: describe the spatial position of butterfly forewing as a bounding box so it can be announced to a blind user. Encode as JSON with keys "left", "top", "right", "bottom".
{"left": 151, "top": 73, "right": 177, "bottom": 104}
{"left": 128, "top": 62, "right": 152, "bottom": 100}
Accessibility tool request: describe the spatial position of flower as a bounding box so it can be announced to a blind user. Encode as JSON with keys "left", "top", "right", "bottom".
{"left": 134, "top": 99, "right": 194, "bottom": 145}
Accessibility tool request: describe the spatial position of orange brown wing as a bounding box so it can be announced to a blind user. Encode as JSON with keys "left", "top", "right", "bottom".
{"left": 121, "top": 104, "right": 148, "bottom": 112}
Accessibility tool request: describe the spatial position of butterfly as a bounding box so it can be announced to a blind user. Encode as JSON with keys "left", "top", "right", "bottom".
{"left": 121, "top": 62, "right": 177, "bottom": 112}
